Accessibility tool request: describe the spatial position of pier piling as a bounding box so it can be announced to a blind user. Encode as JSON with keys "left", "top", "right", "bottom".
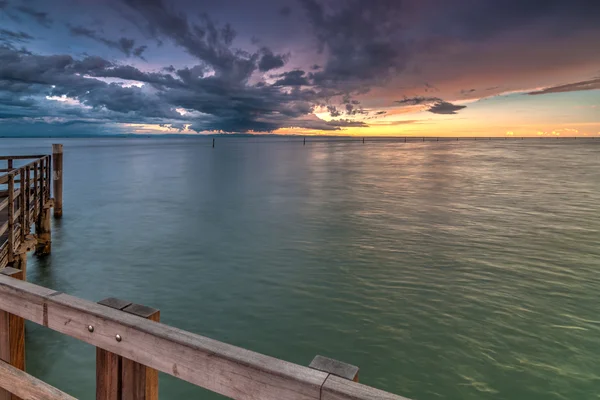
{"left": 52, "top": 144, "right": 63, "bottom": 219}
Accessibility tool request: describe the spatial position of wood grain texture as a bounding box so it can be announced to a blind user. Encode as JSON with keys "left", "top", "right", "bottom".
{"left": 0, "top": 361, "right": 77, "bottom": 400}
{"left": 0, "top": 277, "right": 408, "bottom": 400}
{"left": 52, "top": 145, "right": 63, "bottom": 218}
{"left": 321, "top": 375, "right": 411, "bottom": 400}
{"left": 121, "top": 304, "right": 159, "bottom": 400}
{"left": 96, "top": 348, "right": 120, "bottom": 400}
{"left": 0, "top": 275, "right": 56, "bottom": 325}
{"left": 0, "top": 268, "right": 24, "bottom": 400}
{"left": 309, "top": 355, "right": 359, "bottom": 382}
{"left": 45, "top": 293, "right": 328, "bottom": 400}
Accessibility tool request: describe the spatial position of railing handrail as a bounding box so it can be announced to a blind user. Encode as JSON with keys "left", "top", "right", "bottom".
{"left": 0, "top": 274, "right": 409, "bottom": 400}
{"left": 0, "top": 155, "right": 50, "bottom": 184}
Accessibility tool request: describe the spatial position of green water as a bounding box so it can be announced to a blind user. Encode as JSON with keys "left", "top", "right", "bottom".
{"left": 3, "top": 137, "right": 600, "bottom": 399}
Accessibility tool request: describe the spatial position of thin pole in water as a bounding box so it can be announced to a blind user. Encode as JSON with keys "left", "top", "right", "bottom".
{"left": 404, "top": 137, "right": 407, "bottom": 143}
{"left": 212, "top": 138, "right": 215, "bottom": 148}
{"left": 303, "top": 137, "right": 306, "bottom": 146}
{"left": 362, "top": 137, "right": 365, "bottom": 144}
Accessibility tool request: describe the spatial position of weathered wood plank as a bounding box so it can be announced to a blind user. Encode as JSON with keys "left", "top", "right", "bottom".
{"left": 0, "top": 156, "right": 46, "bottom": 161}
{"left": 96, "top": 298, "right": 131, "bottom": 400}
{"left": 0, "top": 275, "right": 56, "bottom": 325}
{"left": 309, "top": 355, "right": 359, "bottom": 382}
{"left": 7, "top": 175, "right": 14, "bottom": 264}
{"left": 96, "top": 348, "right": 120, "bottom": 400}
{"left": 0, "top": 361, "right": 77, "bottom": 400}
{"left": 321, "top": 375, "right": 411, "bottom": 400}
{"left": 0, "top": 268, "right": 25, "bottom": 400}
{"left": 0, "top": 276, "right": 409, "bottom": 400}
{"left": 121, "top": 304, "right": 159, "bottom": 400}
{"left": 44, "top": 292, "right": 328, "bottom": 400}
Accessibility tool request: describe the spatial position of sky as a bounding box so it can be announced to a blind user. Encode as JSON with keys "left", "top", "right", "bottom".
{"left": 0, "top": 0, "right": 599, "bottom": 137}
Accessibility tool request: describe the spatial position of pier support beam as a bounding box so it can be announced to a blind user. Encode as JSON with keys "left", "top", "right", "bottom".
{"left": 52, "top": 144, "right": 63, "bottom": 219}
{"left": 96, "top": 298, "right": 160, "bottom": 400}
{"left": 0, "top": 268, "right": 25, "bottom": 400}
{"left": 34, "top": 207, "right": 51, "bottom": 256}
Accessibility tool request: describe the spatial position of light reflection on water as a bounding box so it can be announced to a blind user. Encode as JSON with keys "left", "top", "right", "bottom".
{"left": 2, "top": 137, "right": 600, "bottom": 400}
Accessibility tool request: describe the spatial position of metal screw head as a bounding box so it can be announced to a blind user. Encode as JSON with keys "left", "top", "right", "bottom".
{"left": 115, "top": 334, "right": 122, "bottom": 342}
{"left": 87, "top": 325, "right": 94, "bottom": 333}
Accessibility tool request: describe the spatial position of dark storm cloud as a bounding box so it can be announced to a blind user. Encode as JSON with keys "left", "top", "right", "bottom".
{"left": 396, "top": 96, "right": 441, "bottom": 106}
{"left": 15, "top": 5, "right": 52, "bottom": 27}
{"left": 396, "top": 96, "right": 466, "bottom": 114}
{"left": 258, "top": 48, "right": 288, "bottom": 72}
{"left": 273, "top": 70, "right": 309, "bottom": 86}
{"left": 527, "top": 78, "right": 600, "bottom": 95}
{"left": 120, "top": 0, "right": 259, "bottom": 82}
{"left": 68, "top": 26, "right": 146, "bottom": 59}
{"left": 0, "top": 28, "right": 33, "bottom": 44}
{"left": 301, "top": 0, "right": 407, "bottom": 90}
{"left": 439, "top": 0, "right": 600, "bottom": 40}
{"left": 427, "top": 101, "right": 466, "bottom": 115}
{"left": 2, "top": 0, "right": 599, "bottom": 134}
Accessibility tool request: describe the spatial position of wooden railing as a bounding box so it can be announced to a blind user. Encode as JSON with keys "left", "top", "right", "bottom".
{"left": 0, "top": 155, "right": 53, "bottom": 269}
{"left": 0, "top": 271, "right": 410, "bottom": 400}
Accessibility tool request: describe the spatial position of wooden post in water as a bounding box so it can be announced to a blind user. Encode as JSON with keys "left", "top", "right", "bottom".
{"left": 0, "top": 267, "right": 25, "bottom": 400}
{"left": 303, "top": 137, "right": 306, "bottom": 146}
{"left": 96, "top": 298, "right": 160, "bottom": 400}
{"left": 404, "top": 137, "right": 406, "bottom": 142}
{"left": 52, "top": 144, "right": 63, "bottom": 219}
{"left": 309, "top": 355, "right": 359, "bottom": 382}
{"left": 212, "top": 138, "right": 215, "bottom": 148}
{"left": 362, "top": 137, "right": 364, "bottom": 144}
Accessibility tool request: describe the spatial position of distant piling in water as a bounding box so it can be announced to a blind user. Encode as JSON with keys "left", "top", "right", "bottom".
{"left": 212, "top": 138, "right": 215, "bottom": 148}
{"left": 362, "top": 137, "right": 365, "bottom": 144}
{"left": 303, "top": 137, "right": 306, "bottom": 146}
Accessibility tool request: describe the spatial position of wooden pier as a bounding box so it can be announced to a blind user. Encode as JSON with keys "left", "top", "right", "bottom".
{"left": 0, "top": 146, "right": 62, "bottom": 272}
{"left": 0, "top": 146, "right": 410, "bottom": 399}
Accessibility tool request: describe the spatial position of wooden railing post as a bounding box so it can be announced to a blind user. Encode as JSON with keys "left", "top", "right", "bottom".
{"left": 309, "top": 355, "right": 359, "bottom": 382}
{"left": 6, "top": 175, "right": 14, "bottom": 265}
{"left": 24, "top": 166, "right": 30, "bottom": 233}
{"left": 0, "top": 267, "right": 25, "bottom": 400}
{"left": 96, "top": 298, "right": 160, "bottom": 400}
{"left": 35, "top": 158, "right": 51, "bottom": 256}
{"left": 52, "top": 145, "right": 63, "bottom": 218}
{"left": 6, "top": 160, "right": 12, "bottom": 172}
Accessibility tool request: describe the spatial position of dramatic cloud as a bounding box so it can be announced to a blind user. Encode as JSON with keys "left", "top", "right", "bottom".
{"left": 527, "top": 78, "right": 600, "bottom": 95}
{"left": 0, "top": 28, "right": 33, "bottom": 44}
{"left": 427, "top": 101, "right": 466, "bottom": 115}
{"left": 258, "top": 48, "right": 288, "bottom": 72}
{"left": 273, "top": 70, "right": 310, "bottom": 86}
{"left": 0, "top": 0, "right": 599, "bottom": 135}
{"left": 15, "top": 5, "right": 52, "bottom": 27}
{"left": 301, "top": 0, "right": 407, "bottom": 91}
{"left": 68, "top": 26, "right": 146, "bottom": 59}
{"left": 396, "top": 96, "right": 467, "bottom": 115}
